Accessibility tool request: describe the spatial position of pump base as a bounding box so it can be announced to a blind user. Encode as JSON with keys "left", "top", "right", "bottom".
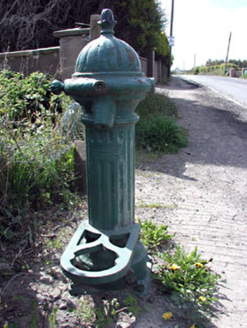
{"left": 60, "top": 221, "right": 148, "bottom": 291}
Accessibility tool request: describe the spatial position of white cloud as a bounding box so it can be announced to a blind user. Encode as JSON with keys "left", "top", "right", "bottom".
{"left": 161, "top": 0, "right": 247, "bottom": 69}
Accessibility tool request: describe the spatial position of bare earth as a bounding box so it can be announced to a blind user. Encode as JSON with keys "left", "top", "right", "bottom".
{"left": 1, "top": 76, "right": 247, "bottom": 328}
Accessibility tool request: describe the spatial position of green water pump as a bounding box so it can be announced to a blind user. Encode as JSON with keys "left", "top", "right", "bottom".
{"left": 51, "top": 8, "right": 154, "bottom": 293}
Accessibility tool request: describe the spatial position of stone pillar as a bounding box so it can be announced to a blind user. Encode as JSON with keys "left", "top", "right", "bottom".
{"left": 54, "top": 28, "right": 90, "bottom": 80}
{"left": 90, "top": 15, "right": 101, "bottom": 40}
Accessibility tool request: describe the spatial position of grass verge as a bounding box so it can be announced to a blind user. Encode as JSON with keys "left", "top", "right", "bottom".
{"left": 136, "top": 92, "right": 188, "bottom": 153}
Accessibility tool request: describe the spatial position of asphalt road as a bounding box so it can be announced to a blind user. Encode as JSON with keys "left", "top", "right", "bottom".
{"left": 180, "top": 74, "right": 247, "bottom": 108}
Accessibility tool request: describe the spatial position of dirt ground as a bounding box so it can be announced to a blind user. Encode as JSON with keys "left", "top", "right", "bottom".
{"left": 1, "top": 76, "right": 247, "bottom": 328}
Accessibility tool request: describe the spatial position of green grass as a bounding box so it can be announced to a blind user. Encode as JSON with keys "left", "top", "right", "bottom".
{"left": 138, "top": 219, "right": 174, "bottom": 251}
{"left": 136, "top": 93, "right": 188, "bottom": 153}
{"left": 0, "top": 70, "right": 77, "bottom": 243}
{"left": 136, "top": 201, "right": 177, "bottom": 209}
{"left": 136, "top": 92, "right": 178, "bottom": 120}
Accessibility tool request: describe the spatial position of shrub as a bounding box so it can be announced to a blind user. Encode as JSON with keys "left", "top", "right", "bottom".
{"left": 0, "top": 70, "right": 77, "bottom": 242}
{"left": 136, "top": 116, "right": 187, "bottom": 153}
{"left": 135, "top": 93, "right": 187, "bottom": 153}
{"left": 0, "top": 70, "right": 62, "bottom": 122}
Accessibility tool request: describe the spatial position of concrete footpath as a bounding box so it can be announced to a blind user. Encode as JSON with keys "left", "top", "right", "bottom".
{"left": 135, "top": 76, "right": 247, "bottom": 327}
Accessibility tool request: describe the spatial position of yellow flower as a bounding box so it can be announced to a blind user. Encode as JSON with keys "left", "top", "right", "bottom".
{"left": 199, "top": 296, "right": 206, "bottom": 302}
{"left": 190, "top": 325, "right": 196, "bottom": 328}
{"left": 195, "top": 262, "right": 204, "bottom": 268}
{"left": 162, "top": 311, "right": 173, "bottom": 320}
{"left": 170, "top": 263, "right": 181, "bottom": 271}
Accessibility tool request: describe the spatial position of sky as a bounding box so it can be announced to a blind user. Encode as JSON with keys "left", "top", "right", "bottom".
{"left": 160, "top": 0, "right": 247, "bottom": 70}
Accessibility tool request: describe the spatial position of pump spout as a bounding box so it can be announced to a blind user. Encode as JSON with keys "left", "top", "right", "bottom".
{"left": 93, "top": 97, "right": 116, "bottom": 130}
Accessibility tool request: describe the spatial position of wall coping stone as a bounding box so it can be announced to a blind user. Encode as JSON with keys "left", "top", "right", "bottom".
{"left": 0, "top": 46, "right": 60, "bottom": 58}
{"left": 54, "top": 28, "right": 90, "bottom": 38}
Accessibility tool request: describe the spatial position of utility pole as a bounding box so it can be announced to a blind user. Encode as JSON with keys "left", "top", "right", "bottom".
{"left": 225, "top": 32, "right": 232, "bottom": 74}
{"left": 168, "top": 0, "right": 174, "bottom": 77}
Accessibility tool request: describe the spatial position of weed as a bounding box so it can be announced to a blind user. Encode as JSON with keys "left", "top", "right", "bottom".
{"left": 139, "top": 219, "right": 173, "bottom": 251}
{"left": 29, "top": 299, "right": 38, "bottom": 328}
{"left": 94, "top": 305, "right": 114, "bottom": 328}
{"left": 48, "top": 306, "right": 58, "bottom": 328}
{"left": 153, "top": 245, "right": 221, "bottom": 316}
{"left": 75, "top": 296, "right": 141, "bottom": 327}
{"left": 74, "top": 300, "right": 95, "bottom": 325}
{"left": 123, "top": 295, "right": 141, "bottom": 316}
{"left": 45, "top": 230, "right": 67, "bottom": 251}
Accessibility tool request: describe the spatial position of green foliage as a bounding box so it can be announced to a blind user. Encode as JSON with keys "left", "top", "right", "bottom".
{"left": 45, "top": 230, "right": 67, "bottom": 251}
{"left": 139, "top": 219, "right": 173, "bottom": 251}
{"left": 48, "top": 306, "right": 58, "bottom": 328}
{"left": 136, "top": 93, "right": 187, "bottom": 153}
{"left": 191, "top": 62, "right": 241, "bottom": 76}
{"left": 127, "top": 0, "right": 167, "bottom": 55}
{"left": 0, "top": 125, "right": 75, "bottom": 211}
{"left": 153, "top": 245, "right": 221, "bottom": 314}
{"left": 0, "top": 70, "right": 77, "bottom": 243}
{"left": 123, "top": 295, "right": 141, "bottom": 316}
{"left": 206, "top": 58, "right": 247, "bottom": 69}
{"left": 136, "top": 116, "right": 188, "bottom": 153}
{"left": 74, "top": 300, "right": 95, "bottom": 325}
{"left": 75, "top": 296, "right": 141, "bottom": 328}
{"left": 0, "top": 70, "right": 62, "bottom": 122}
{"left": 136, "top": 92, "right": 178, "bottom": 119}
{"left": 156, "top": 32, "right": 170, "bottom": 57}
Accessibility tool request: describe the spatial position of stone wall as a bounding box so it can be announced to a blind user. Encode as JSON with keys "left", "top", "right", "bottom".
{"left": 0, "top": 19, "right": 168, "bottom": 83}
{"left": 0, "top": 47, "right": 60, "bottom": 76}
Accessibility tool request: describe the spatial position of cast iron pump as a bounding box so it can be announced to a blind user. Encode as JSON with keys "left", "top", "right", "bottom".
{"left": 51, "top": 8, "right": 154, "bottom": 294}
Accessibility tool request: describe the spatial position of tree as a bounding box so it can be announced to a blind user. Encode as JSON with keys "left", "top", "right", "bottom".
{"left": 0, "top": 0, "right": 168, "bottom": 57}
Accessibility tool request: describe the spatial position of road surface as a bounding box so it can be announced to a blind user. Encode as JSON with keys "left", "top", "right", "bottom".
{"left": 180, "top": 74, "right": 247, "bottom": 108}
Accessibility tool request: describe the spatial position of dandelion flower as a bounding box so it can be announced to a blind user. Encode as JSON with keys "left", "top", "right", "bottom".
{"left": 162, "top": 311, "right": 172, "bottom": 320}
{"left": 170, "top": 263, "right": 181, "bottom": 271}
{"left": 199, "top": 296, "right": 206, "bottom": 302}
{"left": 195, "top": 262, "right": 204, "bottom": 268}
{"left": 190, "top": 325, "right": 196, "bottom": 328}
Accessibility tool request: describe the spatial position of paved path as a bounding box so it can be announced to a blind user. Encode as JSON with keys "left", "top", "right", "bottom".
{"left": 135, "top": 77, "right": 247, "bottom": 327}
